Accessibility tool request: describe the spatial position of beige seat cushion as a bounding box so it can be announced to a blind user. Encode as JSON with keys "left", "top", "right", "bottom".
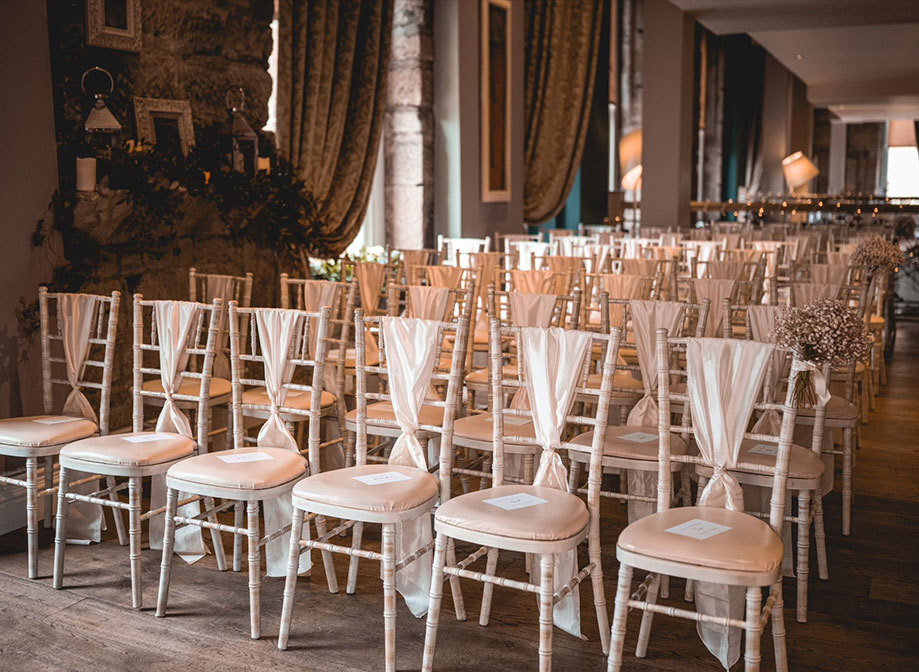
{"left": 242, "top": 386, "right": 336, "bottom": 410}
{"left": 345, "top": 401, "right": 445, "bottom": 428}
{"left": 293, "top": 464, "right": 438, "bottom": 513}
{"left": 142, "top": 377, "right": 231, "bottom": 399}
{"left": 776, "top": 391, "right": 858, "bottom": 421}
{"left": 328, "top": 347, "right": 380, "bottom": 368}
{"left": 869, "top": 314, "right": 885, "bottom": 328}
{"left": 618, "top": 506, "right": 783, "bottom": 574}
{"left": 733, "top": 438, "right": 824, "bottom": 480}
{"left": 436, "top": 485, "right": 588, "bottom": 542}
{"left": 569, "top": 425, "right": 688, "bottom": 461}
{"left": 167, "top": 447, "right": 306, "bottom": 490}
{"left": 586, "top": 371, "right": 643, "bottom": 395}
{"left": 452, "top": 412, "right": 537, "bottom": 450}
{"left": 60, "top": 432, "right": 194, "bottom": 467}
{"left": 0, "top": 416, "right": 97, "bottom": 448}
{"left": 465, "top": 364, "right": 519, "bottom": 386}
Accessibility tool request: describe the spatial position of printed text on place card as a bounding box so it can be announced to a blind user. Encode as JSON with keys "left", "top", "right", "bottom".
{"left": 353, "top": 471, "right": 413, "bottom": 486}
{"left": 33, "top": 417, "right": 81, "bottom": 425}
{"left": 216, "top": 451, "right": 274, "bottom": 464}
{"left": 619, "top": 431, "right": 658, "bottom": 443}
{"left": 748, "top": 443, "right": 778, "bottom": 456}
{"left": 483, "top": 493, "right": 549, "bottom": 511}
{"left": 665, "top": 519, "right": 732, "bottom": 540}
{"left": 120, "top": 433, "right": 175, "bottom": 443}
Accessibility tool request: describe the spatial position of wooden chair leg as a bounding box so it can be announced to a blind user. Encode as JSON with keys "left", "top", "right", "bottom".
{"left": 589, "top": 527, "right": 611, "bottom": 654}
{"left": 814, "top": 494, "right": 828, "bottom": 580}
{"left": 842, "top": 427, "right": 854, "bottom": 535}
{"left": 128, "top": 477, "right": 143, "bottom": 609}
{"left": 43, "top": 456, "right": 54, "bottom": 528}
{"left": 277, "top": 506, "right": 305, "bottom": 650}
{"left": 479, "top": 457, "right": 492, "bottom": 490}
{"left": 381, "top": 523, "right": 397, "bottom": 672}
{"left": 680, "top": 467, "right": 692, "bottom": 507}
{"left": 479, "top": 547, "right": 500, "bottom": 625}
{"left": 635, "top": 574, "right": 659, "bottom": 658}
{"left": 568, "top": 459, "right": 582, "bottom": 492}
{"left": 771, "top": 582, "right": 789, "bottom": 672}
{"left": 25, "top": 458, "right": 38, "bottom": 579}
{"left": 446, "top": 537, "right": 466, "bottom": 621}
{"left": 155, "top": 487, "right": 179, "bottom": 617}
{"left": 660, "top": 574, "right": 670, "bottom": 600}
{"left": 204, "top": 496, "right": 227, "bottom": 571}
{"left": 744, "top": 586, "right": 763, "bottom": 672}
{"left": 421, "top": 532, "right": 449, "bottom": 672}
{"left": 233, "top": 501, "right": 243, "bottom": 572}
{"left": 796, "top": 491, "right": 811, "bottom": 622}
{"left": 606, "top": 563, "right": 633, "bottom": 672}
{"left": 52, "top": 466, "right": 70, "bottom": 589}
{"left": 246, "top": 500, "right": 261, "bottom": 639}
{"left": 314, "top": 515, "right": 340, "bottom": 593}
{"left": 345, "top": 430, "right": 356, "bottom": 468}
{"left": 105, "top": 475, "right": 127, "bottom": 545}
{"left": 537, "top": 554, "right": 555, "bottom": 672}
{"left": 346, "top": 521, "right": 364, "bottom": 594}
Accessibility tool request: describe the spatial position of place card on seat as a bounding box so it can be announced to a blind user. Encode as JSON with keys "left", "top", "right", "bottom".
{"left": 217, "top": 451, "right": 274, "bottom": 464}
{"left": 353, "top": 471, "right": 413, "bottom": 486}
{"left": 33, "top": 417, "right": 81, "bottom": 425}
{"left": 120, "top": 433, "right": 174, "bottom": 443}
{"left": 747, "top": 443, "right": 778, "bottom": 456}
{"left": 619, "top": 431, "right": 658, "bottom": 443}
{"left": 483, "top": 493, "right": 549, "bottom": 511}
{"left": 665, "top": 518, "right": 732, "bottom": 540}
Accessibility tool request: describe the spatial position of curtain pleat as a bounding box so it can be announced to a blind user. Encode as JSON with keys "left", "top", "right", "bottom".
{"left": 523, "top": 0, "right": 603, "bottom": 225}
{"left": 278, "top": 0, "right": 394, "bottom": 254}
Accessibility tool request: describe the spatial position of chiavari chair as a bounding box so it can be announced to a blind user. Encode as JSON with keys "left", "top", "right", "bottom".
{"left": 0, "top": 288, "right": 119, "bottom": 578}
{"left": 54, "top": 296, "right": 222, "bottom": 609}
{"left": 422, "top": 319, "right": 622, "bottom": 670}
{"left": 277, "top": 310, "right": 468, "bottom": 672}
{"left": 155, "top": 303, "right": 333, "bottom": 637}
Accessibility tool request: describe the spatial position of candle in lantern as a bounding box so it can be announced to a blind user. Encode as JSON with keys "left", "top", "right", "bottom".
{"left": 257, "top": 156, "right": 271, "bottom": 174}
{"left": 76, "top": 157, "right": 97, "bottom": 192}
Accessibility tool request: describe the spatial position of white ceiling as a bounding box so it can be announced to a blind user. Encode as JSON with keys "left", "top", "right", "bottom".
{"left": 668, "top": 0, "right": 919, "bottom": 122}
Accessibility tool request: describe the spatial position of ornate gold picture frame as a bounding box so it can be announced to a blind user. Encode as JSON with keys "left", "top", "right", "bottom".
{"left": 133, "top": 97, "right": 195, "bottom": 156}
{"left": 86, "top": 0, "right": 143, "bottom": 52}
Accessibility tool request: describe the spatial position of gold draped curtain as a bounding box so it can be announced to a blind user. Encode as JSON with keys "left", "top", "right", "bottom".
{"left": 277, "top": 0, "right": 394, "bottom": 254}
{"left": 523, "top": 0, "right": 603, "bottom": 225}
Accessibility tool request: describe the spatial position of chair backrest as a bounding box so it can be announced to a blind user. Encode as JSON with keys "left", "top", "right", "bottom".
{"left": 132, "top": 296, "right": 222, "bottom": 448}
{"left": 481, "top": 321, "right": 621, "bottom": 517}
{"left": 601, "top": 296, "right": 709, "bottom": 340}
{"left": 38, "top": 288, "right": 120, "bottom": 434}
{"left": 228, "top": 304, "right": 332, "bottom": 473}
{"left": 437, "top": 235, "right": 491, "bottom": 266}
{"left": 655, "top": 332, "right": 802, "bottom": 535}
{"left": 486, "top": 286, "right": 582, "bottom": 330}
{"left": 188, "top": 268, "right": 253, "bottom": 307}
{"left": 353, "top": 311, "right": 468, "bottom": 486}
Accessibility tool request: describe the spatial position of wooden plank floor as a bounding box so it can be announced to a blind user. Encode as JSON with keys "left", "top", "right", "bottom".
{"left": 2, "top": 322, "right": 918, "bottom": 671}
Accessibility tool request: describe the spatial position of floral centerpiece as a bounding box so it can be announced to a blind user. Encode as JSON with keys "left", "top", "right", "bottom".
{"left": 773, "top": 299, "right": 872, "bottom": 404}
{"left": 851, "top": 235, "right": 905, "bottom": 274}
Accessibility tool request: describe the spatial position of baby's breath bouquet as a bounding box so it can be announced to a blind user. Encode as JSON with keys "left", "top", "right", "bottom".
{"left": 773, "top": 299, "right": 872, "bottom": 404}
{"left": 851, "top": 235, "right": 905, "bottom": 273}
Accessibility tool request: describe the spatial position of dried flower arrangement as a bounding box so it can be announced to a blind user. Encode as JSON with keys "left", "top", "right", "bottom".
{"left": 774, "top": 299, "right": 873, "bottom": 404}
{"left": 851, "top": 235, "right": 905, "bottom": 273}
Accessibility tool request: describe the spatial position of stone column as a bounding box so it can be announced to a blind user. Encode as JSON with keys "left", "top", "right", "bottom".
{"left": 828, "top": 120, "right": 847, "bottom": 195}
{"left": 385, "top": 0, "right": 434, "bottom": 250}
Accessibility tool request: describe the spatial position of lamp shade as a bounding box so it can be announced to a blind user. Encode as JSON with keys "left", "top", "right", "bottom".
{"left": 889, "top": 119, "right": 917, "bottom": 148}
{"left": 621, "top": 164, "right": 642, "bottom": 191}
{"left": 619, "top": 129, "right": 642, "bottom": 175}
{"left": 782, "top": 151, "right": 819, "bottom": 191}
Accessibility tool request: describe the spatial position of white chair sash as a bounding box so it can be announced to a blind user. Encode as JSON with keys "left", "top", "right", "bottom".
{"left": 355, "top": 262, "right": 387, "bottom": 314}
{"left": 253, "top": 308, "right": 312, "bottom": 577}
{"left": 793, "top": 282, "right": 840, "bottom": 306}
{"left": 204, "top": 275, "right": 236, "bottom": 378}
{"left": 471, "top": 252, "right": 502, "bottom": 335}
{"left": 620, "top": 258, "right": 657, "bottom": 276}
{"left": 408, "top": 285, "right": 451, "bottom": 320}
{"left": 691, "top": 279, "right": 736, "bottom": 337}
{"left": 810, "top": 263, "right": 847, "bottom": 285}
{"left": 545, "top": 256, "right": 581, "bottom": 294}
{"left": 521, "top": 327, "right": 592, "bottom": 637}
{"left": 511, "top": 269, "right": 555, "bottom": 294}
{"left": 382, "top": 317, "right": 442, "bottom": 617}
{"left": 706, "top": 260, "right": 745, "bottom": 281}
{"left": 57, "top": 294, "right": 100, "bottom": 423}
{"left": 301, "top": 280, "right": 343, "bottom": 393}
{"left": 600, "top": 274, "right": 653, "bottom": 328}
{"left": 511, "top": 241, "right": 552, "bottom": 270}
{"left": 508, "top": 292, "right": 556, "bottom": 328}
{"left": 424, "top": 265, "right": 464, "bottom": 288}
{"left": 149, "top": 301, "right": 207, "bottom": 563}
{"left": 626, "top": 301, "right": 684, "bottom": 427}
{"left": 687, "top": 337, "right": 773, "bottom": 669}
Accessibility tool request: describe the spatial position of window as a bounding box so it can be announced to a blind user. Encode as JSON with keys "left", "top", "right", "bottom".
{"left": 886, "top": 146, "right": 919, "bottom": 198}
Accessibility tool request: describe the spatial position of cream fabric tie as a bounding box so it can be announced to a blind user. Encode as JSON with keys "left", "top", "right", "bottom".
{"left": 810, "top": 263, "right": 847, "bottom": 285}
{"left": 408, "top": 285, "right": 451, "bottom": 320}
{"left": 204, "top": 275, "right": 235, "bottom": 378}
{"left": 692, "top": 279, "right": 737, "bottom": 337}
{"left": 382, "top": 317, "right": 441, "bottom": 617}
{"left": 508, "top": 293, "right": 556, "bottom": 328}
{"left": 521, "top": 326, "right": 592, "bottom": 637}
{"left": 793, "top": 282, "right": 840, "bottom": 306}
{"left": 706, "top": 260, "right": 745, "bottom": 281}
{"left": 600, "top": 274, "right": 653, "bottom": 328}
{"left": 424, "top": 265, "right": 464, "bottom": 289}
{"left": 149, "top": 301, "right": 207, "bottom": 563}
{"left": 545, "top": 256, "right": 581, "bottom": 294}
{"left": 471, "top": 252, "right": 503, "bottom": 336}
{"left": 620, "top": 258, "right": 657, "bottom": 276}
{"left": 57, "top": 294, "right": 103, "bottom": 542}
{"left": 686, "top": 337, "right": 773, "bottom": 669}
{"left": 511, "top": 269, "right": 555, "bottom": 294}
{"left": 354, "top": 264, "right": 386, "bottom": 364}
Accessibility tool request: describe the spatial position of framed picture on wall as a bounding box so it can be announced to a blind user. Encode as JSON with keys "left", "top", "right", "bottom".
{"left": 133, "top": 97, "right": 195, "bottom": 156}
{"left": 481, "top": 0, "right": 511, "bottom": 203}
{"left": 86, "top": 0, "right": 143, "bottom": 52}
